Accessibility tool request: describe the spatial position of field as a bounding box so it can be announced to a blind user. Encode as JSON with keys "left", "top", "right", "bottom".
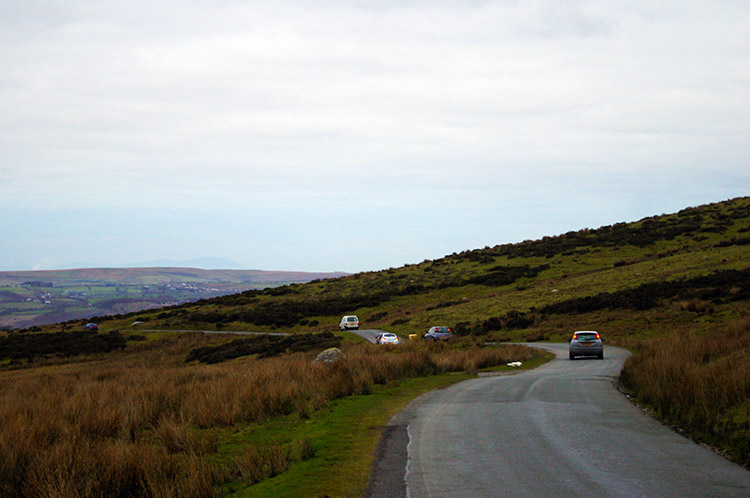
{"left": 2, "top": 196, "right": 750, "bottom": 495}
{"left": 0, "top": 268, "right": 347, "bottom": 329}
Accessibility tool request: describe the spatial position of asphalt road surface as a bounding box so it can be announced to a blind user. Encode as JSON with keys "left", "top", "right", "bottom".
{"left": 351, "top": 328, "right": 393, "bottom": 343}
{"left": 368, "top": 343, "right": 750, "bottom": 498}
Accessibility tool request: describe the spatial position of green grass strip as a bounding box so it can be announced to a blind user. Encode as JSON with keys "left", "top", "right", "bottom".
{"left": 224, "top": 356, "right": 551, "bottom": 497}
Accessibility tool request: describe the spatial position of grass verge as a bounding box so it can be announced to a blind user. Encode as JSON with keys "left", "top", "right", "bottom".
{"left": 224, "top": 356, "right": 549, "bottom": 497}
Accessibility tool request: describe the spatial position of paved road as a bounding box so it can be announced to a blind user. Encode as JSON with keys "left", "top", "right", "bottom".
{"left": 351, "top": 328, "right": 393, "bottom": 343}
{"left": 369, "top": 343, "right": 750, "bottom": 498}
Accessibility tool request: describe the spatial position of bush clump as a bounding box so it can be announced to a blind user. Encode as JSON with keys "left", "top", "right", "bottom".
{"left": 464, "top": 265, "right": 548, "bottom": 287}
{"left": 186, "top": 332, "right": 340, "bottom": 364}
{"left": 0, "top": 331, "right": 127, "bottom": 362}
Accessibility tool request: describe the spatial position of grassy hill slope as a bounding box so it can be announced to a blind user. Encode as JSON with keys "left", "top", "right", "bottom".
{"left": 89, "top": 197, "right": 750, "bottom": 345}
{"left": 89, "top": 196, "right": 746, "bottom": 468}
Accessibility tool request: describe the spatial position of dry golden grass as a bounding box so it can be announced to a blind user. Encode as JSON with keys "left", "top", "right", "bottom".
{"left": 621, "top": 317, "right": 750, "bottom": 466}
{"left": 0, "top": 338, "right": 536, "bottom": 497}
{"left": 232, "top": 438, "right": 313, "bottom": 485}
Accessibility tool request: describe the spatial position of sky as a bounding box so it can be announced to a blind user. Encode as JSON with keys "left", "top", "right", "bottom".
{"left": 1, "top": 1, "right": 749, "bottom": 273}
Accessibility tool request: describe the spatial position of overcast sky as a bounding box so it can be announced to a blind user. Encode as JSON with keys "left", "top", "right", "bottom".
{"left": 2, "top": 0, "right": 748, "bottom": 272}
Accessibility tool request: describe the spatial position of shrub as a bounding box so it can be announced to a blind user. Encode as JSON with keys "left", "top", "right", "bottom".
{"left": 367, "top": 311, "right": 389, "bottom": 321}
{"left": 186, "top": 332, "right": 340, "bottom": 364}
{"left": 427, "top": 300, "right": 464, "bottom": 311}
{"left": 0, "top": 331, "right": 127, "bottom": 362}
{"left": 679, "top": 299, "right": 715, "bottom": 314}
{"left": 464, "top": 265, "right": 548, "bottom": 287}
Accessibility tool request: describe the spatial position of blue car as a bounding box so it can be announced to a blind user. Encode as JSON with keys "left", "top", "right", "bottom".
{"left": 424, "top": 326, "right": 452, "bottom": 341}
{"left": 84, "top": 322, "right": 99, "bottom": 331}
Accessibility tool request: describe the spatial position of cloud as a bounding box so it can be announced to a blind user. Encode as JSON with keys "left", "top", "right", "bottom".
{"left": 1, "top": 1, "right": 748, "bottom": 271}
{"left": 32, "top": 257, "right": 57, "bottom": 271}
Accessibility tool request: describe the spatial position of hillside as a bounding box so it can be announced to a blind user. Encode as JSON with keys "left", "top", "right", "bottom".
{"left": 0, "top": 268, "right": 347, "bottom": 329}
{"left": 86, "top": 197, "right": 750, "bottom": 343}
{"left": 2, "top": 197, "right": 749, "bottom": 496}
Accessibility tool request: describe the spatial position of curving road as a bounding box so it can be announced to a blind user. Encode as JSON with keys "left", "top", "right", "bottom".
{"left": 368, "top": 343, "right": 750, "bottom": 498}
{"left": 351, "top": 329, "right": 395, "bottom": 343}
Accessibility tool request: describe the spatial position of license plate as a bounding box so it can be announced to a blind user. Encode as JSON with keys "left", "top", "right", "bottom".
{"left": 580, "top": 342, "right": 593, "bottom": 346}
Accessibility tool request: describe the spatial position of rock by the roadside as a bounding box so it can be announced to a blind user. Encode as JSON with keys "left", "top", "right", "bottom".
{"left": 315, "top": 347, "right": 345, "bottom": 364}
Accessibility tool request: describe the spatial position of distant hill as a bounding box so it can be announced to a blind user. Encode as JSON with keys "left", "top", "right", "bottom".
{"left": 0, "top": 268, "right": 348, "bottom": 286}
{"left": 121, "top": 257, "right": 249, "bottom": 269}
{"left": 81, "top": 196, "right": 750, "bottom": 340}
{"left": 0, "top": 268, "right": 347, "bottom": 329}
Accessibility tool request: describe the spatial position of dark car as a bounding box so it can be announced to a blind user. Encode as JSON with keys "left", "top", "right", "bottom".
{"left": 424, "top": 326, "right": 452, "bottom": 341}
{"left": 84, "top": 322, "right": 99, "bottom": 331}
{"left": 569, "top": 330, "right": 603, "bottom": 360}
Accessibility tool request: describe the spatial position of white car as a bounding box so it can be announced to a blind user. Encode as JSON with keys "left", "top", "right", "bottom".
{"left": 339, "top": 315, "right": 360, "bottom": 331}
{"left": 376, "top": 332, "right": 400, "bottom": 345}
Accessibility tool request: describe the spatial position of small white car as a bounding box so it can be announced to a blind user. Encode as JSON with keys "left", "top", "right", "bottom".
{"left": 339, "top": 315, "right": 360, "bottom": 331}
{"left": 376, "top": 332, "right": 400, "bottom": 345}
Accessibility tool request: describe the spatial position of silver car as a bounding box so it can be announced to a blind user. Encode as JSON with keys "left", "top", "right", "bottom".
{"left": 376, "top": 332, "right": 400, "bottom": 345}
{"left": 569, "top": 331, "right": 603, "bottom": 360}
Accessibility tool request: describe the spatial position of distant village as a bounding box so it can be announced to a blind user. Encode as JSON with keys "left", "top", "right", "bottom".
{"left": 1, "top": 280, "right": 259, "bottom": 329}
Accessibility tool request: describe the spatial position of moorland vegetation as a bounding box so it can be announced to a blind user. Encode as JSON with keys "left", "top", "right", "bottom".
{"left": 2, "top": 196, "right": 749, "bottom": 496}
{"left": 0, "top": 335, "right": 538, "bottom": 497}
